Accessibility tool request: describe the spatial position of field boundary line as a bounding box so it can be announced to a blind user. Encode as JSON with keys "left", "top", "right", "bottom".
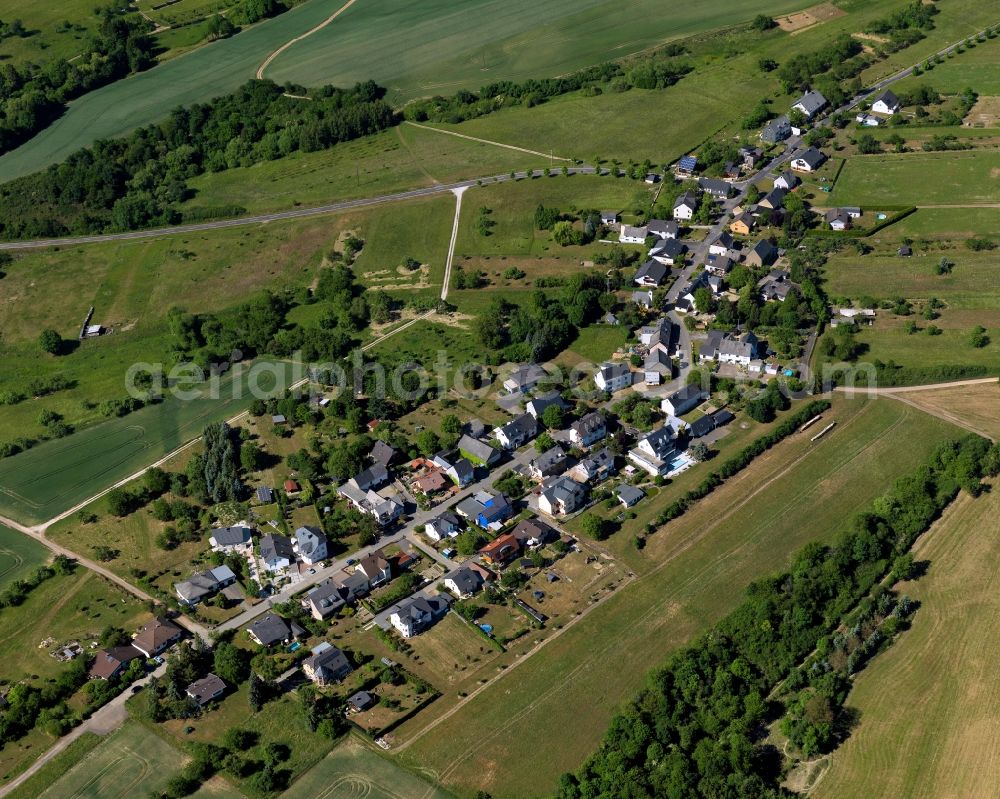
{"left": 256, "top": 0, "right": 360, "bottom": 80}
{"left": 403, "top": 121, "right": 572, "bottom": 162}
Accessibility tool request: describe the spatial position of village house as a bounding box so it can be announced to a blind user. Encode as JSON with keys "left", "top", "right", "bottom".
{"left": 649, "top": 237, "right": 686, "bottom": 266}
{"left": 672, "top": 191, "right": 700, "bottom": 221}
{"left": 294, "top": 526, "right": 329, "bottom": 565}
{"left": 792, "top": 90, "right": 827, "bottom": 119}
{"left": 634, "top": 259, "right": 669, "bottom": 287}
{"left": 529, "top": 445, "right": 568, "bottom": 480}
{"left": 502, "top": 363, "right": 549, "bottom": 394}
{"left": 348, "top": 463, "right": 389, "bottom": 493}
{"left": 132, "top": 617, "right": 184, "bottom": 658}
{"left": 628, "top": 427, "right": 677, "bottom": 477}
{"left": 356, "top": 551, "right": 393, "bottom": 587}
{"left": 600, "top": 210, "right": 620, "bottom": 225}
{"left": 569, "top": 447, "right": 616, "bottom": 484}
{"left": 478, "top": 532, "right": 522, "bottom": 565}
{"left": 247, "top": 613, "right": 294, "bottom": 647}
{"left": 424, "top": 510, "right": 464, "bottom": 542}
{"left": 525, "top": 390, "right": 566, "bottom": 420}
{"left": 174, "top": 565, "right": 237, "bottom": 606}
{"left": 511, "top": 517, "right": 558, "bottom": 548}
{"left": 304, "top": 580, "right": 347, "bottom": 620}
{"left": 643, "top": 348, "right": 673, "bottom": 385}
{"left": 740, "top": 146, "right": 763, "bottom": 169}
{"left": 388, "top": 595, "right": 451, "bottom": 638}
{"left": 302, "top": 643, "right": 353, "bottom": 686}
{"left": 760, "top": 115, "right": 791, "bottom": 144}
{"left": 707, "top": 231, "right": 734, "bottom": 257}
{"left": 676, "top": 154, "right": 697, "bottom": 175}
{"left": 705, "top": 254, "right": 733, "bottom": 277}
{"left": 773, "top": 170, "right": 800, "bottom": 191}
{"left": 686, "top": 408, "right": 736, "bottom": 439}
{"left": 538, "top": 475, "right": 587, "bottom": 516}
{"left": 570, "top": 411, "right": 607, "bottom": 448}
{"left": 758, "top": 187, "right": 786, "bottom": 211}
{"left": 260, "top": 533, "right": 295, "bottom": 573}
{"left": 639, "top": 317, "right": 672, "bottom": 348}
{"left": 371, "top": 440, "right": 399, "bottom": 468}
{"left": 619, "top": 224, "right": 649, "bottom": 244}
{"left": 759, "top": 269, "right": 796, "bottom": 302}
{"left": 698, "top": 177, "right": 731, "bottom": 199}
{"left": 729, "top": 212, "right": 755, "bottom": 236}
{"left": 699, "top": 330, "right": 763, "bottom": 366}
{"left": 255, "top": 486, "right": 274, "bottom": 504}
{"left": 89, "top": 645, "right": 143, "bottom": 681}
{"left": 209, "top": 525, "right": 252, "bottom": 552}
{"left": 856, "top": 113, "right": 880, "bottom": 127}
{"left": 412, "top": 468, "right": 450, "bottom": 495}
{"left": 494, "top": 413, "right": 538, "bottom": 450}
{"left": 594, "top": 362, "right": 632, "bottom": 393}
{"left": 790, "top": 147, "right": 827, "bottom": 173}
{"left": 433, "top": 451, "right": 475, "bottom": 486}
{"left": 825, "top": 208, "right": 852, "bottom": 230}
{"left": 661, "top": 384, "right": 709, "bottom": 417}
{"left": 616, "top": 484, "right": 645, "bottom": 508}
{"left": 746, "top": 239, "right": 778, "bottom": 268}
{"left": 871, "top": 88, "right": 900, "bottom": 115}
{"left": 457, "top": 434, "right": 501, "bottom": 466}
{"left": 444, "top": 563, "right": 492, "bottom": 598}
{"left": 456, "top": 489, "right": 513, "bottom": 529}
{"left": 632, "top": 289, "right": 655, "bottom": 310}
{"left": 186, "top": 673, "right": 227, "bottom": 706}
{"left": 646, "top": 219, "right": 679, "bottom": 239}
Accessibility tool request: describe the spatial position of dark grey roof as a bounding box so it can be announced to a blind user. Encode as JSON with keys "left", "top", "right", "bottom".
{"left": 635, "top": 260, "right": 668, "bottom": 283}
{"left": 447, "top": 566, "right": 486, "bottom": 595}
{"left": 873, "top": 88, "right": 899, "bottom": 107}
{"left": 260, "top": 534, "right": 294, "bottom": 563}
{"left": 247, "top": 613, "right": 291, "bottom": 646}
{"left": 348, "top": 690, "right": 375, "bottom": 710}
{"left": 713, "top": 409, "right": 736, "bottom": 426}
{"left": 670, "top": 383, "right": 706, "bottom": 405}
{"left": 498, "top": 413, "right": 537, "bottom": 440}
{"left": 572, "top": 412, "right": 606, "bottom": 436}
{"left": 531, "top": 445, "right": 567, "bottom": 473}
{"left": 458, "top": 434, "right": 499, "bottom": 464}
{"left": 794, "top": 90, "right": 827, "bottom": 115}
{"left": 794, "top": 147, "right": 826, "bottom": 169}
{"left": 353, "top": 463, "right": 389, "bottom": 491}
{"left": 698, "top": 177, "right": 731, "bottom": 196}
{"left": 647, "top": 219, "right": 679, "bottom": 236}
{"left": 294, "top": 526, "right": 328, "bottom": 560}
{"left": 598, "top": 362, "right": 631, "bottom": 380}
{"left": 186, "top": 673, "right": 226, "bottom": 704}
{"left": 303, "top": 644, "right": 351, "bottom": 680}
{"left": 255, "top": 486, "right": 274, "bottom": 503}
{"left": 688, "top": 415, "right": 716, "bottom": 438}
{"left": 673, "top": 190, "right": 699, "bottom": 209}
{"left": 371, "top": 440, "right": 398, "bottom": 466}
{"left": 650, "top": 238, "right": 685, "bottom": 257}
{"left": 616, "top": 484, "right": 645, "bottom": 505}
{"left": 210, "top": 526, "right": 251, "bottom": 547}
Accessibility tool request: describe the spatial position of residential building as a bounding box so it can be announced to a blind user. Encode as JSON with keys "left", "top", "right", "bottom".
{"left": 698, "top": 177, "right": 731, "bottom": 198}
{"left": 871, "top": 88, "right": 900, "bottom": 115}
{"left": 619, "top": 224, "right": 649, "bottom": 244}
{"left": 348, "top": 691, "right": 376, "bottom": 712}
{"left": 600, "top": 210, "right": 619, "bottom": 225}
{"left": 174, "top": 565, "right": 237, "bottom": 606}
{"left": 773, "top": 170, "right": 800, "bottom": 191}
{"left": 493, "top": 413, "right": 538, "bottom": 450}
{"left": 388, "top": 595, "right": 450, "bottom": 638}
{"left": 525, "top": 390, "right": 566, "bottom": 420}
{"left": 478, "top": 532, "right": 521, "bottom": 565}
{"left": 305, "top": 580, "right": 347, "bottom": 620}
{"left": 348, "top": 463, "right": 389, "bottom": 493}
{"left": 639, "top": 318, "right": 671, "bottom": 348}
{"left": 649, "top": 237, "right": 686, "bottom": 266}
{"left": 247, "top": 613, "right": 292, "bottom": 647}
{"left": 302, "top": 643, "right": 353, "bottom": 686}
{"left": 260, "top": 534, "right": 295, "bottom": 572}
{"left": 856, "top": 113, "right": 880, "bottom": 127}
{"left": 740, "top": 146, "right": 763, "bottom": 169}
{"left": 132, "top": 617, "right": 183, "bottom": 658}
{"left": 760, "top": 115, "right": 791, "bottom": 143}
{"left": 758, "top": 187, "right": 786, "bottom": 211}
{"left": 209, "top": 525, "right": 252, "bottom": 551}
{"left": 729, "top": 212, "right": 756, "bottom": 236}
{"left": 677, "top": 154, "right": 698, "bottom": 174}
{"left": 632, "top": 289, "right": 654, "bottom": 310}
{"left": 672, "top": 191, "right": 699, "bottom": 221}
{"left": 707, "top": 231, "right": 734, "bottom": 256}
{"left": 792, "top": 90, "right": 827, "bottom": 119}
{"left": 510, "top": 518, "right": 558, "bottom": 548}
{"left": 661, "top": 384, "right": 709, "bottom": 417}
{"left": 705, "top": 254, "right": 733, "bottom": 277}
{"left": 339, "top": 483, "right": 402, "bottom": 526}
{"left": 456, "top": 490, "right": 513, "bottom": 529}
{"left": 255, "top": 486, "right": 274, "bottom": 504}
{"left": 699, "top": 330, "right": 762, "bottom": 366}
{"left": 89, "top": 645, "right": 143, "bottom": 681}
{"left": 634, "top": 260, "right": 668, "bottom": 287}
{"left": 538, "top": 475, "right": 587, "bottom": 516}
{"left": 425, "top": 510, "right": 463, "bottom": 542}
{"left": 502, "top": 363, "right": 549, "bottom": 394}
{"left": 294, "top": 526, "right": 328, "bottom": 565}
{"left": 569, "top": 447, "right": 615, "bottom": 484}
{"left": 444, "top": 564, "right": 491, "bottom": 598}
{"left": 628, "top": 427, "right": 677, "bottom": 476}
{"left": 371, "top": 440, "right": 398, "bottom": 467}
{"left": 570, "top": 412, "right": 607, "bottom": 447}
{"left": 643, "top": 348, "right": 672, "bottom": 385}
{"left": 529, "top": 446, "right": 568, "bottom": 480}
{"left": 186, "top": 673, "right": 226, "bottom": 706}
{"left": 617, "top": 484, "right": 645, "bottom": 508}
{"left": 825, "top": 208, "right": 852, "bottom": 231}
{"left": 356, "top": 552, "right": 392, "bottom": 587}
{"left": 646, "top": 219, "right": 678, "bottom": 239}
{"left": 746, "top": 239, "right": 778, "bottom": 268}
{"left": 458, "top": 434, "right": 501, "bottom": 466}
{"left": 594, "top": 362, "right": 631, "bottom": 393}
{"left": 759, "top": 269, "right": 796, "bottom": 302}
{"left": 791, "top": 147, "right": 826, "bottom": 172}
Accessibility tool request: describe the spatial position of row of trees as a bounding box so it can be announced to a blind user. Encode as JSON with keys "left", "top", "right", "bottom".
{"left": 559, "top": 434, "right": 998, "bottom": 798}
{"left": 0, "top": 79, "right": 396, "bottom": 238}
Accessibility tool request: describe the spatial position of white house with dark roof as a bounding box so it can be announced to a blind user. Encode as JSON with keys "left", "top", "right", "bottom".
{"left": 538, "top": 475, "right": 587, "bottom": 516}
{"left": 643, "top": 348, "right": 672, "bottom": 386}
{"left": 773, "top": 170, "right": 800, "bottom": 191}
{"left": 791, "top": 147, "right": 826, "bottom": 173}
{"left": 525, "top": 390, "right": 566, "bottom": 420}
{"left": 529, "top": 445, "right": 568, "bottom": 480}
{"left": 661, "top": 384, "right": 709, "bottom": 417}
{"left": 672, "top": 191, "right": 700, "bottom": 221}
{"left": 294, "top": 526, "right": 328, "bottom": 565}
{"left": 699, "top": 330, "right": 762, "bottom": 366}
{"left": 594, "top": 362, "right": 631, "bottom": 393}
{"left": 493, "top": 413, "right": 538, "bottom": 450}
{"left": 792, "top": 90, "right": 827, "bottom": 119}
{"left": 649, "top": 237, "right": 685, "bottom": 266}
{"left": 302, "top": 643, "right": 353, "bottom": 686}
{"left": 444, "top": 564, "right": 491, "bottom": 599}
{"left": 761, "top": 115, "right": 791, "bottom": 144}
{"left": 646, "top": 219, "right": 678, "bottom": 240}
{"left": 871, "top": 88, "right": 900, "bottom": 115}
{"left": 698, "top": 177, "right": 731, "bottom": 199}
{"left": 209, "top": 525, "right": 252, "bottom": 552}
{"left": 186, "top": 673, "right": 226, "bottom": 706}
{"left": 389, "top": 595, "right": 450, "bottom": 638}
{"left": 707, "top": 231, "right": 734, "bottom": 257}
{"left": 628, "top": 427, "right": 677, "bottom": 476}
{"left": 570, "top": 412, "right": 607, "bottom": 447}
{"left": 619, "top": 224, "right": 649, "bottom": 244}
{"left": 502, "top": 363, "right": 548, "bottom": 394}
{"left": 260, "top": 534, "right": 295, "bottom": 573}
{"left": 569, "top": 447, "right": 615, "bottom": 484}
{"left": 425, "top": 510, "right": 463, "bottom": 542}
{"left": 634, "top": 260, "right": 668, "bottom": 287}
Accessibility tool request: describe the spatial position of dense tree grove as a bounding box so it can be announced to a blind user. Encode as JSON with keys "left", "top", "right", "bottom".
{"left": 559, "top": 435, "right": 997, "bottom": 799}
{"left": 190, "top": 423, "right": 244, "bottom": 503}
{"left": 0, "top": 6, "right": 154, "bottom": 155}
{"left": 0, "top": 79, "right": 396, "bottom": 238}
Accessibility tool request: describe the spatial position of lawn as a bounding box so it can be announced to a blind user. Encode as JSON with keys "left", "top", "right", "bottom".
{"left": 0, "top": 359, "right": 285, "bottom": 526}
{"left": 889, "top": 206, "right": 1000, "bottom": 239}
{"left": 563, "top": 324, "right": 632, "bottom": 365}
{"left": 29, "top": 722, "right": 242, "bottom": 799}
{"left": 813, "top": 480, "right": 1000, "bottom": 799}
{"left": 828, "top": 150, "right": 1000, "bottom": 206}
{"left": 282, "top": 734, "right": 454, "bottom": 799}
{"left": 0, "top": 525, "right": 50, "bottom": 590}
{"left": 0, "top": 0, "right": 103, "bottom": 66}
{"left": 393, "top": 396, "right": 961, "bottom": 798}
{"left": 891, "top": 31, "right": 1000, "bottom": 95}
{"left": 182, "top": 123, "right": 547, "bottom": 215}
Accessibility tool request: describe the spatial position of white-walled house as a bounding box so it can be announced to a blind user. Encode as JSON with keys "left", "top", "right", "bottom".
{"left": 594, "top": 362, "right": 631, "bottom": 393}
{"left": 871, "top": 88, "right": 900, "bottom": 115}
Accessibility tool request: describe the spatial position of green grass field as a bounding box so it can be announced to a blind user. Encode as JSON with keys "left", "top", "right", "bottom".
{"left": 829, "top": 151, "right": 1000, "bottom": 206}
{"left": 4, "top": 733, "right": 102, "bottom": 799}
{"left": 0, "top": 524, "right": 50, "bottom": 589}
{"left": 0, "top": 361, "right": 284, "bottom": 525}
{"left": 889, "top": 206, "right": 1000, "bottom": 238}
{"left": 30, "top": 722, "right": 242, "bottom": 799}
{"left": 0, "top": 0, "right": 102, "bottom": 66}
{"left": 395, "top": 396, "right": 959, "bottom": 798}
{"left": 182, "top": 123, "right": 546, "bottom": 214}
{"left": 813, "top": 480, "right": 1000, "bottom": 799}
{"left": 892, "top": 32, "right": 1000, "bottom": 95}
{"left": 283, "top": 736, "right": 454, "bottom": 799}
